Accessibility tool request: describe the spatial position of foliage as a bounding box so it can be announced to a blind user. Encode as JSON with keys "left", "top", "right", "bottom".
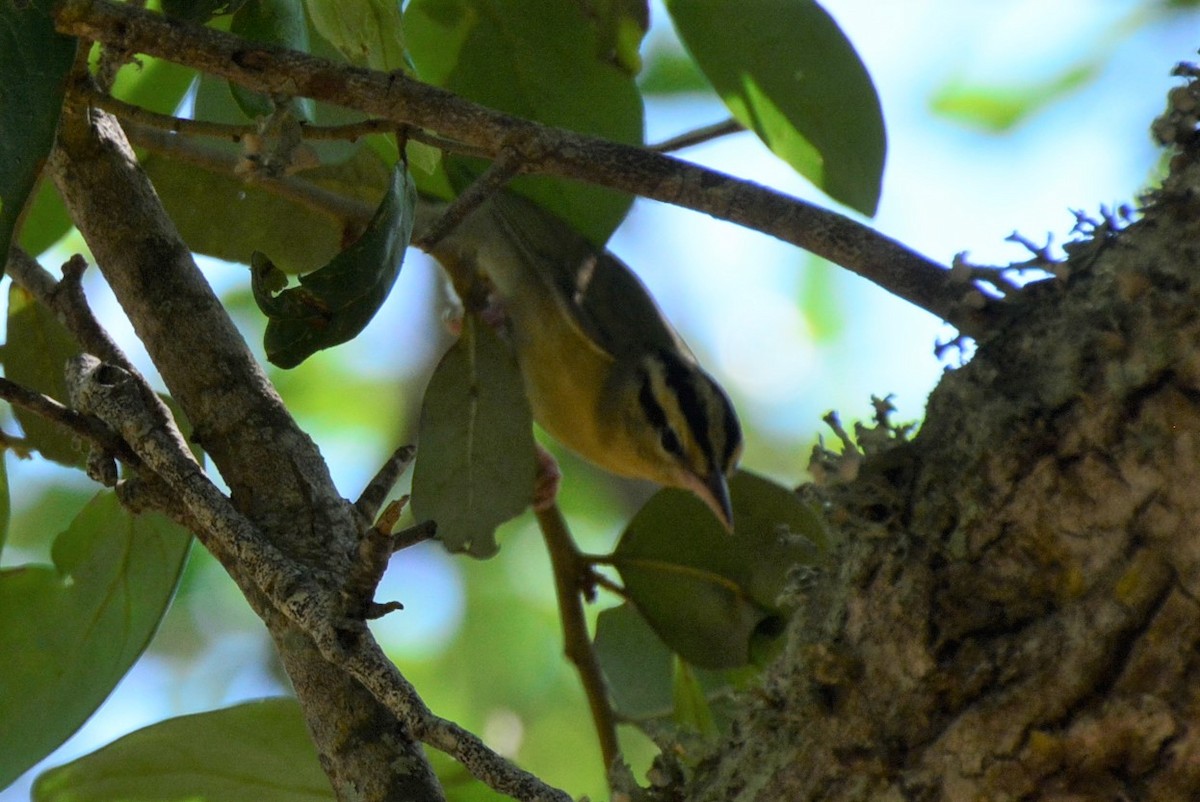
{"left": 0, "top": 0, "right": 885, "bottom": 799}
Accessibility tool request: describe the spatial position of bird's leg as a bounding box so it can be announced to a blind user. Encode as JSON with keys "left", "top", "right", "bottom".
{"left": 532, "top": 443, "right": 562, "bottom": 511}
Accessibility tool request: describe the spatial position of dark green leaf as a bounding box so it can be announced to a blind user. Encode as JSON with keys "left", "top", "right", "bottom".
{"left": 404, "top": 0, "right": 644, "bottom": 245}
{"left": 594, "top": 603, "right": 748, "bottom": 734}
{"left": 32, "top": 698, "right": 333, "bottom": 802}
{"left": 594, "top": 603, "right": 675, "bottom": 720}
{"left": 666, "top": 0, "right": 886, "bottom": 215}
{"left": 254, "top": 164, "right": 415, "bottom": 367}
{"left": 305, "top": 0, "right": 407, "bottom": 71}
{"left": 0, "top": 0, "right": 77, "bottom": 272}
{"left": 5, "top": 283, "right": 85, "bottom": 467}
{"left": 230, "top": 0, "right": 314, "bottom": 120}
{"left": 410, "top": 316, "right": 537, "bottom": 558}
{"left": 0, "top": 492, "right": 192, "bottom": 789}
{"left": 612, "top": 470, "right": 826, "bottom": 669}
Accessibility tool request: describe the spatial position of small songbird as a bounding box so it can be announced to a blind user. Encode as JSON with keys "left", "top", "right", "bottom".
{"left": 431, "top": 192, "right": 743, "bottom": 530}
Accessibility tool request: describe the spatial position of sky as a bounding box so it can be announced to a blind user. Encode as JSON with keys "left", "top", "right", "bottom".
{"left": 3, "top": 1, "right": 1195, "bottom": 798}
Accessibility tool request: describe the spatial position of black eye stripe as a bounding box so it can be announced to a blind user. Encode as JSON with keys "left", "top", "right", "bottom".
{"left": 654, "top": 350, "right": 717, "bottom": 469}
{"left": 638, "top": 370, "right": 670, "bottom": 433}
{"left": 659, "top": 426, "right": 684, "bottom": 458}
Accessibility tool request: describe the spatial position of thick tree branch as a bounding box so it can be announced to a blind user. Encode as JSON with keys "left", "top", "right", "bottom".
{"left": 46, "top": 101, "right": 447, "bottom": 802}
{"left": 54, "top": 0, "right": 991, "bottom": 334}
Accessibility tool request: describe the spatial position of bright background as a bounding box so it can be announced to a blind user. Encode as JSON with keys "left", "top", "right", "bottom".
{"left": 3, "top": 1, "right": 1194, "bottom": 799}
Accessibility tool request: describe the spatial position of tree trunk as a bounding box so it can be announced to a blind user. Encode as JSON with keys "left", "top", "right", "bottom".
{"left": 679, "top": 146, "right": 1200, "bottom": 800}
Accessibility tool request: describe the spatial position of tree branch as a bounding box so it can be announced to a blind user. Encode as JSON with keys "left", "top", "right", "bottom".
{"left": 54, "top": 0, "right": 991, "bottom": 334}
{"left": 0, "top": 375, "right": 138, "bottom": 467}
{"left": 65, "top": 354, "right": 571, "bottom": 801}
{"left": 46, "top": 100, "right": 450, "bottom": 801}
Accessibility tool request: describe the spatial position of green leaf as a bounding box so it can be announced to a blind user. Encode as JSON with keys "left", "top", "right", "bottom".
{"left": 594, "top": 603, "right": 746, "bottom": 734}
{"left": 230, "top": 0, "right": 314, "bottom": 120}
{"left": 16, "top": 178, "right": 72, "bottom": 257}
{"left": 410, "top": 316, "right": 537, "bottom": 558}
{"left": 931, "top": 62, "right": 1101, "bottom": 132}
{"left": 404, "top": 0, "right": 644, "bottom": 245}
{"left": 32, "top": 698, "right": 333, "bottom": 802}
{"left": 638, "top": 42, "right": 711, "bottom": 95}
{"left": 0, "top": 492, "right": 192, "bottom": 789}
{"left": 143, "top": 152, "right": 337, "bottom": 274}
{"left": 253, "top": 164, "right": 415, "bottom": 367}
{"left": 144, "top": 74, "right": 394, "bottom": 275}
{"left": 0, "top": 0, "right": 78, "bottom": 272}
{"left": 666, "top": 0, "right": 885, "bottom": 215}
{"left": 0, "top": 452, "right": 9, "bottom": 556}
{"left": 583, "top": 0, "right": 649, "bottom": 75}
{"left": 305, "top": 0, "right": 407, "bottom": 71}
{"left": 612, "top": 470, "right": 826, "bottom": 669}
{"left": 5, "top": 283, "right": 85, "bottom": 467}
{"left": 672, "top": 657, "right": 717, "bottom": 736}
{"left": 594, "top": 603, "right": 675, "bottom": 720}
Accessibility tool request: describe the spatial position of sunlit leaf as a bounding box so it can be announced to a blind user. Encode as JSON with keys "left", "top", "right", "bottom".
{"left": 612, "top": 470, "right": 826, "bottom": 669}
{"left": 638, "top": 42, "right": 710, "bottom": 95}
{"left": 931, "top": 62, "right": 1101, "bottom": 132}
{"left": 584, "top": 0, "right": 649, "bottom": 75}
{"left": 0, "top": 0, "right": 77, "bottom": 272}
{"left": 666, "top": 0, "right": 885, "bottom": 215}
{"left": 672, "top": 657, "right": 718, "bottom": 736}
{"left": 404, "top": 0, "right": 644, "bottom": 245}
{"left": 230, "top": 0, "right": 314, "bottom": 120}
{"left": 5, "top": 283, "right": 85, "bottom": 467}
{"left": 306, "top": 0, "right": 407, "bottom": 71}
{"left": 16, "top": 179, "right": 72, "bottom": 257}
{"left": 253, "top": 164, "right": 415, "bottom": 367}
{"left": 32, "top": 698, "right": 332, "bottom": 802}
{"left": 410, "top": 316, "right": 536, "bottom": 558}
{"left": 0, "top": 492, "right": 192, "bottom": 789}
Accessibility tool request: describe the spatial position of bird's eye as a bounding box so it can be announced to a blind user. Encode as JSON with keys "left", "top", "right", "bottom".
{"left": 659, "top": 426, "right": 684, "bottom": 458}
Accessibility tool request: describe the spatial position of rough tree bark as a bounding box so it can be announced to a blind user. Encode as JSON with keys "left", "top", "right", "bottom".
{"left": 676, "top": 107, "right": 1200, "bottom": 801}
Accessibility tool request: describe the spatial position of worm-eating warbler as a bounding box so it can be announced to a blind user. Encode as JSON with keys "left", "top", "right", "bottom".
{"left": 431, "top": 193, "right": 743, "bottom": 530}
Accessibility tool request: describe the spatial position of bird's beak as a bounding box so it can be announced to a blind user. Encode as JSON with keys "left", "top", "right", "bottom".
{"left": 701, "top": 470, "right": 735, "bottom": 534}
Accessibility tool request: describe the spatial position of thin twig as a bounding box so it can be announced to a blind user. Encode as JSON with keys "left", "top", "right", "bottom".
{"left": 86, "top": 86, "right": 493, "bottom": 158}
{"left": 123, "top": 121, "right": 379, "bottom": 225}
{"left": 534, "top": 502, "right": 622, "bottom": 775}
{"left": 412, "top": 149, "right": 524, "bottom": 253}
{"left": 392, "top": 518, "right": 438, "bottom": 552}
{"left": 651, "top": 118, "right": 744, "bottom": 153}
{"left": 0, "top": 376, "right": 140, "bottom": 466}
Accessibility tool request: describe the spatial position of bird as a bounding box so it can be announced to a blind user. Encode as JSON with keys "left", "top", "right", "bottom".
{"left": 429, "top": 190, "right": 743, "bottom": 531}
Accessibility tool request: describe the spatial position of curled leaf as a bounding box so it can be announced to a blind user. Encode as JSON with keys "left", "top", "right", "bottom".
{"left": 253, "top": 165, "right": 415, "bottom": 368}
